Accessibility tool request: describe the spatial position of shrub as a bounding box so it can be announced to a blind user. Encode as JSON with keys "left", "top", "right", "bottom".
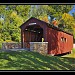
{"left": 0, "top": 39, "right": 3, "bottom": 49}
{"left": 0, "top": 42, "right": 2, "bottom": 49}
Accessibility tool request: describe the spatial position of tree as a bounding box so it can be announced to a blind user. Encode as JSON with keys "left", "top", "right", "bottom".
{"left": 58, "top": 13, "right": 75, "bottom": 34}
{"left": 0, "top": 5, "right": 30, "bottom": 42}
{"left": 15, "top": 5, "right": 31, "bottom": 21}
{"left": 29, "top": 5, "right": 73, "bottom": 22}
{"left": 48, "top": 5, "right": 73, "bottom": 19}
{"left": 0, "top": 5, "right": 74, "bottom": 42}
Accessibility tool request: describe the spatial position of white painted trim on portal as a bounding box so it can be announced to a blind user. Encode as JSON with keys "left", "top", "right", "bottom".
{"left": 29, "top": 23, "right": 36, "bottom": 25}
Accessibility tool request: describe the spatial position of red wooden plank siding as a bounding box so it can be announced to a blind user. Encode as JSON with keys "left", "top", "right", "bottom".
{"left": 47, "top": 28, "right": 59, "bottom": 55}
{"left": 20, "top": 17, "right": 73, "bottom": 55}
{"left": 47, "top": 27, "right": 73, "bottom": 55}
{"left": 47, "top": 28, "right": 51, "bottom": 54}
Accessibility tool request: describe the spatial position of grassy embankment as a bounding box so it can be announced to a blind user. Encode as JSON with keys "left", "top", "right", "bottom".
{"left": 0, "top": 49, "right": 74, "bottom": 70}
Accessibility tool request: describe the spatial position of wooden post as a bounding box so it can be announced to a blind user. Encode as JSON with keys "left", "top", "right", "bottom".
{"left": 21, "top": 29, "right": 25, "bottom": 48}
{"left": 22, "top": 31, "right": 25, "bottom": 48}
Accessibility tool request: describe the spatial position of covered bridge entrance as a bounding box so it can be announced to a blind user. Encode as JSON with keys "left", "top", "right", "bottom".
{"left": 24, "top": 25, "right": 43, "bottom": 42}
{"left": 20, "top": 17, "right": 48, "bottom": 49}
{"left": 24, "top": 25, "right": 43, "bottom": 48}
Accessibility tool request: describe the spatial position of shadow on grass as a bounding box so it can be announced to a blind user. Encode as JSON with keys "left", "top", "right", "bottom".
{"left": 0, "top": 50, "right": 74, "bottom": 70}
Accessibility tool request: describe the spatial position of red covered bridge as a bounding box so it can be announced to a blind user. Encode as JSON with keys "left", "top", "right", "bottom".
{"left": 20, "top": 17, "right": 73, "bottom": 55}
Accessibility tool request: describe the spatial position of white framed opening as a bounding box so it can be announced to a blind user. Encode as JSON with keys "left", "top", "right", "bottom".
{"left": 61, "top": 37, "right": 67, "bottom": 43}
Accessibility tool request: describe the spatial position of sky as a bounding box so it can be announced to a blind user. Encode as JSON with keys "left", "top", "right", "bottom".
{"left": 68, "top": 5, "right": 75, "bottom": 16}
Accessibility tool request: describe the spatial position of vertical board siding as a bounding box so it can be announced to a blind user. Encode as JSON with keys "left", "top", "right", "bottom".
{"left": 47, "top": 28, "right": 73, "bottom": 55}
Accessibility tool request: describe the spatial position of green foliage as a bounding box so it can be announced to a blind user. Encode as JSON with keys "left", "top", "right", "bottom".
{"left": 58, "top": 13, "right": 75, "bottom": 36}
{"left": 29, "top": 5, "right": 73, "bottom": 19}
{"left": 0, "top": 5, "right": 75, "bottom": 41}
{"left": 0, "top": 5, "right": 30, "bottom": 42}
{"left": 0, "top": 39, "right": 3, "bottom": 49}
{"left": 50, "top": 5, "right": 73, "bottom": 17}
{"left": 15, "top": 5, "right": 31, "bottom": 21}
{"left": 0, "top": 42, "right": 2, "bottom": 49}
{"left": 11, "top": 32, "right": 21, "bottom": 42}
{"left": 73, "top": 30, "right": 75, "bottom": 39}
{"left": 2, "top": 32, "right": 11, "bottom": 41}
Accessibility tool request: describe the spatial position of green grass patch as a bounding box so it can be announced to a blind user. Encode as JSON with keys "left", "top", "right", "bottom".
{"left": 62, "top": 48, "right": 75, "bottom": 58}
{"left": 61, "top": 48, "right": 75, "bottom": 69}
{"left": 0, "top": 50, "right": 74, "bottom": 70}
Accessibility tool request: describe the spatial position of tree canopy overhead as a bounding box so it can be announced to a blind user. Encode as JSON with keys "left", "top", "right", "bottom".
{"left": 0, "top": 5, "right": 75, "bottom": 42}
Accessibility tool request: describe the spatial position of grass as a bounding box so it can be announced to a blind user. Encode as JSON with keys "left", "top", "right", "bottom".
{"left": 0, "top": 50, "right": 74, "bottom": 70}
{"left": 62, "top": 48, "right": 75, "bottom": 58}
